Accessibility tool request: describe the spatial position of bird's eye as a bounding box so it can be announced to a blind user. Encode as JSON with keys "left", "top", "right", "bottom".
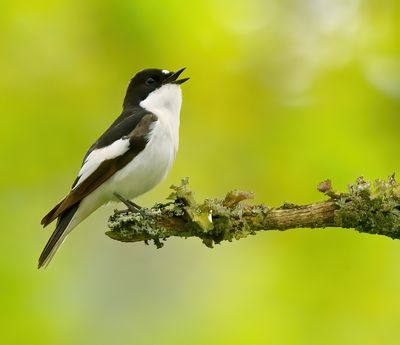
{"left": 146, "top": 77, "right": 156, "bottom": 85}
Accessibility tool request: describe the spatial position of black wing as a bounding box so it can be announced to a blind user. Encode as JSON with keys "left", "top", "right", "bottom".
{"left": 41, "top": 112, "right": 157, "bottom": 227}
{"left": 72, "top": 107, "right": 150, "bottom": 188}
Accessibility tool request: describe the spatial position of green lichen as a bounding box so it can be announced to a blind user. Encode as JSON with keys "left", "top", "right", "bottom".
{"left": 107, "top": 208, "right": 171, "bottom": 248}
{"left": 335, "top": 176, "right": 400, "bottom": 239}
{"left": 107, "top": 178, "right": 265, "bottom": 247}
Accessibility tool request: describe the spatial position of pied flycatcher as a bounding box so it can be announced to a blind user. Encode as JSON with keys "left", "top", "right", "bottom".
{"left": 39, "top": 68, "right": 189, "bottom": 268}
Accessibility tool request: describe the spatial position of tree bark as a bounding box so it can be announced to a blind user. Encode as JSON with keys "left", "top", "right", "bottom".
{"left": 106, "top": 176, "right": 400, "bottom": 247}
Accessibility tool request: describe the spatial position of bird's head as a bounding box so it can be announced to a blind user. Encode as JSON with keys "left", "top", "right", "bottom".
{"left": 123, "top": 68, "right": 189, "bottom": 109}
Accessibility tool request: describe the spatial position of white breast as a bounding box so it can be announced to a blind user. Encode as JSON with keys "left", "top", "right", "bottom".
{"left": 103, "top": 83, "right": 182, "bottom": 200}
{"left": 140, "top": 83, "right": 182, "bottom": 149}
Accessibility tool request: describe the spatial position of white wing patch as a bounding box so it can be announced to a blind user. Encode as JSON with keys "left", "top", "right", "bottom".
{"left": 73, "top": 138, "right": 130, "bottom": 189}
{"left": 162, "top": 69, "right": 170, "bottom": 74}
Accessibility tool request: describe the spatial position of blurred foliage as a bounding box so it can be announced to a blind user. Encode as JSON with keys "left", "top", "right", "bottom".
{"left": 1, "top": 0, "right": 400, "bottom": 344}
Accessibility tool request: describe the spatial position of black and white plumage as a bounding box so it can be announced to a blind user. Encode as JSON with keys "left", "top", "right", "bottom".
{"left": 39, "top": 68, "right": 189, "bottom": 268}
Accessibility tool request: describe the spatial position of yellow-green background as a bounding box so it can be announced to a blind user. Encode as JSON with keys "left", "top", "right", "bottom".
{"left": 1, "top": 1, "right": 400, "bottom": 344}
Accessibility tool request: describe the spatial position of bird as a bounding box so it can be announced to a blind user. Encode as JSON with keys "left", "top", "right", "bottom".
{"left": 39, "top": 67, "right": 189, "bottom": 268}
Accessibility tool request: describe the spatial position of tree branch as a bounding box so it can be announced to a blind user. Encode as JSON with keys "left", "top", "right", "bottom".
{"left": 106, "top": 176, "right": 400, "bottom": 247}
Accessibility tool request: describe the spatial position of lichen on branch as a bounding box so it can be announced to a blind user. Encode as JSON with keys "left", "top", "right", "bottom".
{"left": 106, "top": 175, "right": 400, "bottom": 248}
{"left": 334, "top": 175, "right": 400, "bottom": 239}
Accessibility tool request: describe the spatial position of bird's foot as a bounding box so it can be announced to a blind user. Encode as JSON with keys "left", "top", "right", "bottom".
{"left": 114, "top": 192, "right": 142, "bottom": 213}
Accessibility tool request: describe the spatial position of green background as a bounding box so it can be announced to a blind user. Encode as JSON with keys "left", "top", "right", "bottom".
{"left": 1, "top": 1, "right": 400, "bottom": 344}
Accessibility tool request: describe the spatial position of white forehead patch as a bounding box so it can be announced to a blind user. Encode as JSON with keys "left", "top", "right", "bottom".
{"left": 162, "top": 70, "right": 170, "bottom": 74}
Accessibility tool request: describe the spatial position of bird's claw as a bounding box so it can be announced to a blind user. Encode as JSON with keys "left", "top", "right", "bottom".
{"left": 114, "top": 192, "right": 142, "bottom": 213}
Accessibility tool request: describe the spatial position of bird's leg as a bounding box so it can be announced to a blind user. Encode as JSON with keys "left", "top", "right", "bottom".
{"left": 114, "top": 192, "right": 142, "bottom": 213}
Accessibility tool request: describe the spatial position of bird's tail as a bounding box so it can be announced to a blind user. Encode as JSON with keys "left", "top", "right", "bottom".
{"left": 38, "top": 204, "right": 79, "bottom": 269}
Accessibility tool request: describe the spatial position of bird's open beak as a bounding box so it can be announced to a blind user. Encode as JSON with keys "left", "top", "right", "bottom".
{"left": 164, "top": 67, "right": 190, "bottom": 85}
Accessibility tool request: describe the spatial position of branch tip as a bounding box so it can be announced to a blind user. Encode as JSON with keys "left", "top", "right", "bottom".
{"left": 317, "top": 179, "right": 340, "bottom": 199}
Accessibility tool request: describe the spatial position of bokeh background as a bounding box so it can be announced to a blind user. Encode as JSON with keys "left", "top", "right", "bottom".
{"left": 1, "top": 0, "right": 400, "bottom": 344}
